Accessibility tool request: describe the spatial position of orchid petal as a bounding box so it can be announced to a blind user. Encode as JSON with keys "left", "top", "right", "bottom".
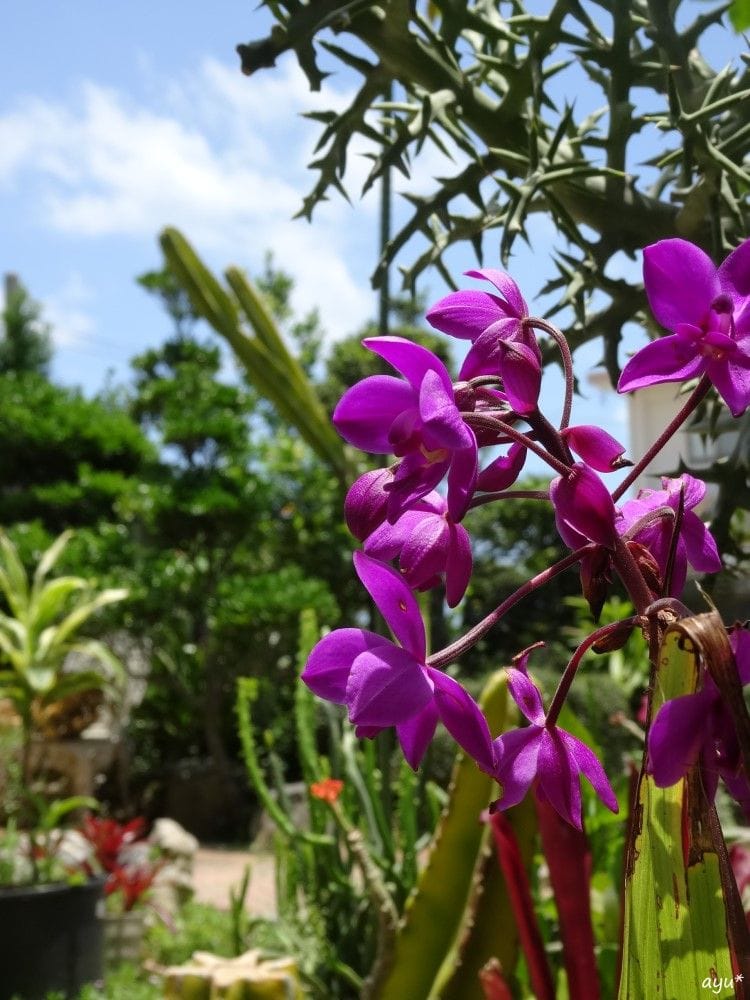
{"left": 345, "top": 468, "right": 393, "bottom": 541}
{"left": 643, "top": 239, "right": 719, "bottom": 330}
{"left": 334, "top": 376, "right": 416, "bottom": 452}
{"left": 506, "top": 667, "right": 545, "bottom": 726}
{"left": 426, "top": 290, "right": 512, "bottom": 340}
{"left": 346, "top": 644, "right": 432, "bottom": 726}
{"left": 550, "top": 464, "right": 617, "bottom": 548}
{"left": 364, "top": 509, "right": 426, "bottom": 561}
{"left": 680, "top": 511, "right": 721, "bottom": 573}
{"left": 386, "top": 453, "right": 448, "bottom": 522}
{"left": 353, "top": 551, "right": 426, "bottom": 661}
{"left": 364, "top": 336, "right": 453, "bottom": 394}
{"left": 492, "top": 727, "right": 542, "bottom": 809}
{"left": 400, "top": 515, "right": 449, "bottom": 588}
{"left": 447, "top": 440, "right": 478, "bottom": 521}
{"left": 648, "top": 690, "right": 712, "bottom": 787}
{"left": 459, "top": 318, "right": 520, "bottom": 379}
{"left": 562, "top": 425, "right": 627, "bottom": 472}
{"left": 464, "top": 268, "right": 527, "bottom": 317}
{"left": 538, "top": 729, "right": 582, "bottom": 829}
{"left": 718, "top": 238, "right": 750, "bottom": 299}
{"left": 445, "top": 522, "right": 473, "bottom": 607}
{"left": 709, "top": 355, "right": 750, "bottom": 417}
{"left": 302, "top": 628, "right": 385, "bottom": 702}
{"left": 617, "top": 335, "right": 704, "bottom": 393}
{"left": 419, "top": 369, "right": 472, "bottom": 450}
{"left": 558, "top": 730, "right": 618, "bottom": 814}
{"left": 497, "top": 339, "right": 541, "bottom": 415}
{"left": 397, "top": 701, "right": 440, "bottom": 770}
{"left": 476, "top": 442, "right": 527, "bottom": 492}
{"left": 428, "top": 667, "right": 496, "bottom": 773}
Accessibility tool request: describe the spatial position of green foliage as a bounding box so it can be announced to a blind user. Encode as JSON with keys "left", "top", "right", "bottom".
{"left": 0, "top": 279, "right": 52, "bottom": 377}
{"left": 730, "top": 0, "right": 750, "bottom": 31}
{"left": 368, "top": 670, "right": 513, "bottom": 999}
{"left": 0, "top": 373, "right": 152, "bottom": 531}
{"left": 240, "top": 2, "right": 749, "bottom": 374}
{"left": 619, "top": 625, "right": 734, "bottom": 998}
{"left": 235, "top": 611, "right": 448, "bottom": 996}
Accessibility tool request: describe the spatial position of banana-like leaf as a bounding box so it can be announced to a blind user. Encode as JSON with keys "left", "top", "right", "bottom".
{"left": 32, "top": 530, "right": 74, "bottom": 591}
{"left": 37, "top": 588, "right": 128, "bottom": 656}
{"left": 0, "top": 535, "right": 29, "bottom": 617}
{"left": 365, "top": 671, "right": 509, "bottom": 999}
{"left": 618, "top": 625, "right": 735, "bottom": 998}
{"left": 29, "top": 576, "right": 88, "bottom": 632}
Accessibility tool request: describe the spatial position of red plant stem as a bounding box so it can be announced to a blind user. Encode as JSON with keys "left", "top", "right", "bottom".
{"left": 612, "top": 375, "right": 711, "bottom": 502}
{"left": 546, "top": 617, "right": 638, "bottom": 727}
{"left": 524, "top": 316, "right": 575, "bottom": 430}
{"left": 463, "top": 412, "right": 571, "bottom": 477}
{"left": 535, "top": 794, "right": 600, "bottom": 1000}
{"left": 427, "top": 545, "right": 594, "bottom": 669}
{"left": 489, "top": 812, "right": 556, "bottom": 1000}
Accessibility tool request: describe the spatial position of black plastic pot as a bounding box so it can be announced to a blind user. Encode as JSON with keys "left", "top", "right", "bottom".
{"left": 0, "top": 877, "right": 105, "bottom": 1000}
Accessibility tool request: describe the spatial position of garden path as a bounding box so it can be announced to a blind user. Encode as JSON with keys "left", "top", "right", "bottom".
{"left": 192, "top": 847, "right": 276, "bottom": 917}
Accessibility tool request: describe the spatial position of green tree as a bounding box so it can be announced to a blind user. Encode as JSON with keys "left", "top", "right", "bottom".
{"left": 0, "top": 373, "right": 153, "bottom": 532}
{"left": 0, "top": 278, "right": 52, "bottom": 377}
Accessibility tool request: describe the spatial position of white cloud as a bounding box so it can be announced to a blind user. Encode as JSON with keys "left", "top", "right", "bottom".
{"left": 0, "top": 59, "right": 377, "bottom": 342}
{"left": 44, "top": 272, "right": 96, "bottom": 347}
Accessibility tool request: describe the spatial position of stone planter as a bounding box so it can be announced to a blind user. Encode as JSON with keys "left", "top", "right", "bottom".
{"left": 0, "top": 877, "right": 105, "bottom": 1000}
{"left": 102, "top": 908, "right": 146, "bottom": 967}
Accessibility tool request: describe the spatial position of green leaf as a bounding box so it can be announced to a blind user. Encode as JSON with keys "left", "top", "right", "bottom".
{"left": 32, "top": 530, "right": 73, "bottom": 590}
{"left": 618, "top": 626, "right": 734, "bottom": 998}
{"left": 0, "top": 534, "right": 29, "bottom": 617}
{"left": 730, "top": 0, "right": 750, "bottom": 31}
{"left": 29, "top": 576, "right": 88, "bottom": 632}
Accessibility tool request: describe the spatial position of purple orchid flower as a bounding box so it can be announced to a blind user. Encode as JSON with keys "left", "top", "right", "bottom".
{"left": 333, "top": 337, "right": 477, "bottom": 520}
{"left": 301, "top": 552, "right": 495, "bottom": 772}
{"left": 425, "top": 269, "right": 541, "bottom": 388}
{"left": 618, "top": 238, "right": 750, "bottom": 416}
{"left": 363, "top": 491, "right": 472, "bottom": 607}
{"left": 491, "top": 646, "right": 618, "bottom": 829}
{"left": 649, "top": 628, "right": 750, "bottom": 816}
{"left": 617, "top": 474, "right": 721, "bottom": 596}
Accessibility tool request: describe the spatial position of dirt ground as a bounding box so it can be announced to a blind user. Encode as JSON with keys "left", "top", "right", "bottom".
{"left": 192, "top": 847, "right": 276, "bottom": 917}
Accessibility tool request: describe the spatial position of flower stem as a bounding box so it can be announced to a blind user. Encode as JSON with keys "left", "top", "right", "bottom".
{"left": 463, "top": 412, "right": 571, "bottom": 477}
{"left": 469, "top": 489, "right": 549, "bottom": 510}
{"left": 546, "top": 616, "right": 639, "bottom": 727}
{"left": 427, "top": 544, "right": 594, "bottom": 669}
{"left": 612, "top": 375, "right": 712, "bottom": 502}
{"left": 524, "top": 317, "right": 574, "bottom": 430}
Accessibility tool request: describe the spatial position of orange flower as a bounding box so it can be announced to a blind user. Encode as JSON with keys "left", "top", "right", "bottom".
{"left": 309, "top": 778, "right": 344, "bottom": 803}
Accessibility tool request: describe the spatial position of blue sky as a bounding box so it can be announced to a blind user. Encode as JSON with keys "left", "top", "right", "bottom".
{"left": 0, "top": 4, "right": 743, "bottom": 472}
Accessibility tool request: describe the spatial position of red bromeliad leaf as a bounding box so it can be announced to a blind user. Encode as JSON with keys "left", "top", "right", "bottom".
{"left": 489, "top": 812, "right": 555, "bottom": 1000}
{"left": 535, "top": 793, "right": 600, "bottom": 999}
{"left": 479, "top": 958, "right": 514, "bottom": 1000}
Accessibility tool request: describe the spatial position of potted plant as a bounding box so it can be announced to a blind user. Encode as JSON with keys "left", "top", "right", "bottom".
{"left": 78, "top": 813, "right": 166, "bottom": 967}
{"left": 0, "top": 529, "right": 127, "bottom": 795}
{"left": 0, "top": 795, "right": 105, "bottom": 1000}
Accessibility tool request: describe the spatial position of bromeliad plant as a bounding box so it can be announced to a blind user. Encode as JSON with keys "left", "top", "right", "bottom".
{"left": 302, "top": 238, "right": 750, "bottom": 995}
